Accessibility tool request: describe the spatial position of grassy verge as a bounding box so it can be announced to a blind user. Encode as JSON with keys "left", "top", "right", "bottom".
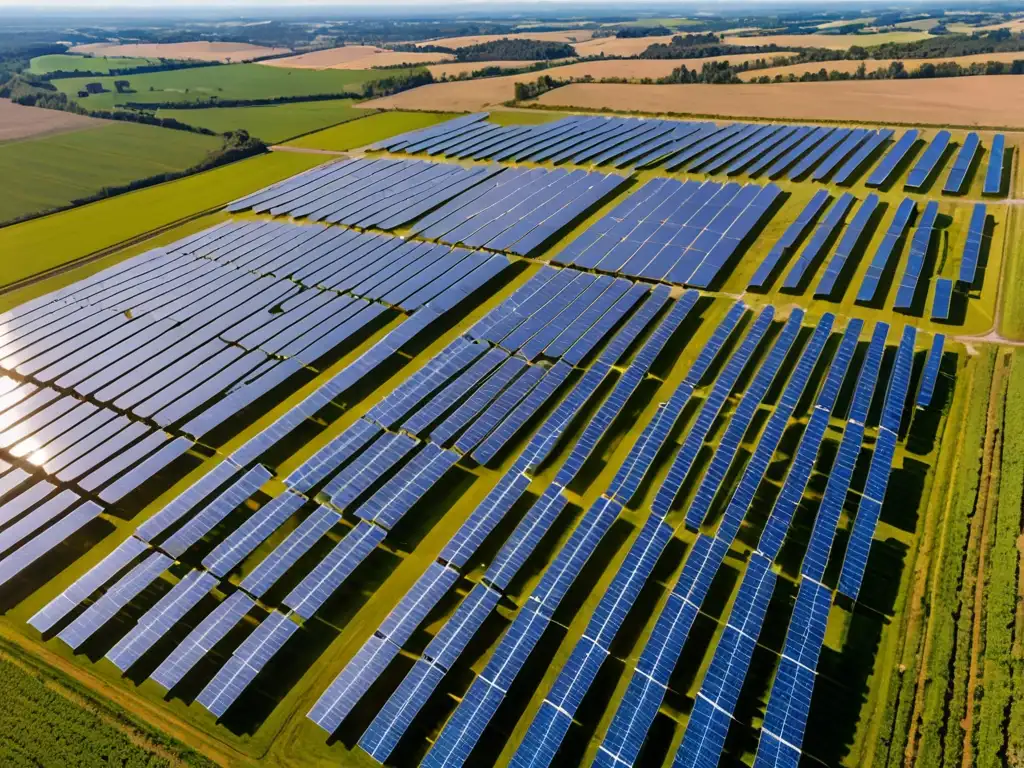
{"left": 156, "top": 99, "right": 366, "bottom": 144}
{"left": 285, "top": 110, "right": 458, "bottom": 151}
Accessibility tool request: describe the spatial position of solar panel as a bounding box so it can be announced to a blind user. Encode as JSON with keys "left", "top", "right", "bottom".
{"left": 360, "top": 657, "right": 448, "bottom": 762}
{"left": 160, "top": 465, "right": 273, "bottom": 558}
{"left": 906, "top": 130, "right": 951, "bottom": 190}
{"left": 202, "top": 491, "right": 305, "bottom": 577}
{"left": 197, "top": 611, "right": 299, "bottom": 717}
{"left": 757, "top": 319, "right": 862, "bottom": 560}
{"left": 380, "top": 561, "right": 459, "bottom": 646}
{"left": 959, "top": 202, "right": 986, "bottom": 286}
{"left": 136, "top": 461, "right": 245, "bottom": 543}
{"left": 30, "top": 536, "right": 148, "bottom": 633}
{"left": 284, "top": 418, "right": 381, "bottom": 494}
{"left": 916, "top": 333, "right": 945, "bottom": 408}
{"left": 239, "top": 505, "right": 340, "bottom": 597}
{"left": 781, "top": 192, "right": 856, "bottom": 291}
{"left": 150, "top": 591, "right": 254, "bottom": 691}
{"left": 106, "top": 569, "right": 218, "bottom": 672}
{"left": 439, "top": 468, "right": 532, "bottom": 569}
{"left": 484, "top": 483, "right": 568, "bottom": 591}
{"left": 866, "top": 129, "right": 919, "bottom": 187}
{"left": 833, "top": 128, "right": 894, "bottom": 185}
{"left": 893, "top": 200, "right": 939, "bottom": 311}
{"left": 943, "top": 132, "right": 980, "bottom": 194}
{"left": 325, "top": 431, "right": 419, "bottom": 510}
{"left": 748, "top": 189, "right": 830, "bottom": 290}
{"left": 308, "top": 633, "right": 401, "bottom": 733}
{"left": 58, "top": 551, "right": 172, "bottom": 650}
{"left": 984, "top": 134, "right": 1006, "bottom": 195}
{"left": 685, "top": 310, "right": 804, "bottom": 529}
{"left": 0, "top": 500, "right": 103, "bottom": 589}
{"left": 814, "top": 193, "right": 880, "bottom": 299}
{"left": 856, "top": 197, "right": 916, "bottom": 304}
{"left": 654, "top": 305, "right": 772, "bottom": 517}
{"left": 404, "top": 349, "right": 509, "bottom": 436}
{"left": 931, "top": 278, "right": 954, "bottom": 321}
{"left": 283, "top": 520, "right": 386, "bottom": 619}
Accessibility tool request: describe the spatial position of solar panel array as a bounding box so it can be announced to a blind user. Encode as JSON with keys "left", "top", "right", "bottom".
{"left": 894, "top": 201, "right": 939, "bottom": 311}
{"left": 943, "top": 132, "right": 980, "bottom": 194}
{"left": 985, "top": 133, "right": 1006, "bottom": 195}
{"left": 856, "top": 197, "right": 916, "bottom": 305}
{"left": 916, "top": 333, "right": 946, "bottom": 408}
{"left": 375, "top": 115, "right": 986, "bottom": 191}
{"left": 555, "top": 178, "right": 780, "bottom": 288}
{"left": 906, "top": 130, "right": 951, "bottom": 190}
{"left": 959, "top": 203, "right": 987, "bottom": 286}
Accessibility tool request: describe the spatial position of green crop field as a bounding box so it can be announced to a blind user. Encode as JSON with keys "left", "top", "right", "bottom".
{"left": 0, "top": 121, "right": 221, "bottom": 225}
{"left": 0, "top": 97, "right": 1022, "bottom": 768}
{"left": 28, "top": 53, "right": 162, "bottom": 74}
{"left": 52, "top": 63, "right": 421, "bottom": 110}
{"left": 285, "top": 110, "right": 459, "bottom": 151}
{"left": 156, "top": 98, "right": 366, "bottom": 143}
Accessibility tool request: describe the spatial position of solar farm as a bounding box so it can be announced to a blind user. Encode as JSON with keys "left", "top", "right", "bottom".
{"left": 0, "top": 105, "right": 1015, "bottom": 768}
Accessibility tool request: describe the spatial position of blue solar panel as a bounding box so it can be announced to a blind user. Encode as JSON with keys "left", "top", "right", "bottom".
{"left": 748, "top": 189, "right": 830, "bottom": 290}
{"left": 484, "top": 483, "right": 567, "bottom": 591}
{"left": 239, "top": 505, "right": 339, "bottom": 597}
{"left": 866, "top": 129, "right": 919, "bottom": 187}
{"left": 160, "top": 465, "right": 272, "bottom": 558}
{"left": 360, "top": 657, "right": 447, "bottom": 762}
{"left": 654, "top": 305, "right": 772, "bottom": 517}
{"left": 814, "top": 193, "right": 880, "bottom": 299}
{"left": 781, "top": 193, "right": 856, "bottom": 291}
{"left": 197, "top": 611, "right": 298, "bottom": 717}
{"left": 762, "top": 126, "right": 832, "bottom": 178}
{"left": 810, "top": 128, "right": 873, "bottom": 182}
{"left": 916, "top": 333, "right": 945, "bottom": 408}
{"left": 959, "top": 202, "right": 987, "bottom": 286}
{"left": 439, "top": 468, "right": 531, "bottom": 569}
{"left": 856, "top": 197, "right": 916, "bottom": 304}
{"left": 284, "top": 418, "right": 381, "bottom": 493}
{"left": 833, "top": 128, "right": 894, "bottom": 185}
{"left": 931, "top": 278, "right": 954, "bottom": 320}
{"left": 454, "top": 364, "right": 545, "bottom": 455}
{"left": 326, "top": 431, "right": 419, "bottom": 510}
{"left": 30, "top": 536, "right": 148, "bottom": 633}
{"left": 893, "top": 200, "right": 939, "bottom": 311}
{"left": 150, "top": 591, "right": 254, "bottom": 691}
{"left": 685, "top": 310, "right": 804, "bottom": 529}
{"left": 284, "top": 520, "right": 386, "bottom": 619}
{"left": 380, "top": 561, "right": 459, "bottom": 646}
{"left": 785, "top": 128, "right": 850, "bottom": 180}
{"left": 0, "top": 499, "right": 103, "bottom": 589}
{"left": 984, "top": 134, "right": 1006, "bottom": 195}
{"left": 58, "top": 551, "right": 172, "bottom": 650}
{"left": 308, "top": 633, "right": 401, "bottom": 734}
{"left": 757, "top": 319, "right": 862, "bottom": 560}
{"left": 136, "top": 461, "right": 245, "bottom": 543}
{"left": 355, "top": 443, "right": 460, "bottom": 529}
{"left": 906, "top": 130, "right": 951, "bottom": 190}
{"left": 673, "top": 553, "right": 776, "bottom": 768}
{"left": 106, "top": 569, "right": 218, "bottom": 672}
{"left": 943, "top": 132, "right": 980, "bottom": 194}
{"left": 202, "top": 491, "right": 305, "bottom": 577}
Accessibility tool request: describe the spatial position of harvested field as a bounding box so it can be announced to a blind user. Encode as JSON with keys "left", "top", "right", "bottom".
{"left": 364, "top": 54, "right": 799, "bottom": 110}
{"left": 738, "top": 51, "right": 1024, "bottom": 80}
{"left": 0, "top": 98, "right": 104, "bottom": 143}
{"left": 722, "top": 31, "right": 932, "bottom": 49}
{"left": 413, "top": 29, "right": 595, "bottom": 48}
{"left": 532, "top": 76, "right": 1024, "bottom": 127}
{"left": 427, "top": 59, "right": 572, "bottom": 78}
{"left": 68, "top": 41, "right": 288, "bottom": 62}
{"left": 261, "top": 45, "right": 453, "bottom": 69}
{"left": 572, "top": 35, "right": 678, "bottom": 57}
{"left": 947, "top": 18, "right": 1024, "bottom": 34}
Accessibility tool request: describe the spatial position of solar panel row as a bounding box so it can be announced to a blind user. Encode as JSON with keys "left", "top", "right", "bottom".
{"left": 943, "top": 132, "right": 980, "bottom": 194}
{"left": 814, "top": 193, "right": 880, "bottom": 299}
{"left": 959, "top": 203, "right": 987, "bottom": 286}
{"left": 906, "top": 130, "right": 951, "bottom": 190}
{"left": 984, "top": 133, "right": 1006, "bottom": 195}
{"left": 866, "top": 129, "right": 919, "bottom": 187}
{"left": 856, "top": 197, "right": 916, "bottom": 304}
{"left": 748, "top": 189, "right": 830, "bottom": 290}
{"left": 893, "top": 201, "right": 939, "bottom": 311}
{"left": 782, "top": 192, "right": 856, "bottom": 291}
{"left": 916, "top": 333, "right": 945, "bottom": 408}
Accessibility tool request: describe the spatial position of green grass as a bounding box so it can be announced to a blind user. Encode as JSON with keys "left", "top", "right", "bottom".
{"left": 28, "top": 53, "right": 162, "bottom": 74}
{"left": 488, "top": 109, "right": 563, "bottom": 126}
{"left": 286, "top": 110, "right": 458, "bottom": 151}
{"left": 0, "top": 122, "right": 221, "bottom": 225}
{"left": 156, "top": 99, "right": 366, "bottom": 143}
{"left": 0, "top": 151, "right": 325, "bottom": 300}
{"left": 53, "top": 63, "right": 419, "bottom": 110}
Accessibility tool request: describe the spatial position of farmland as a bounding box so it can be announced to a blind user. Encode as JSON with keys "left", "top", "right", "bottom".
{"left": 414, "top": 29, "right": 596, "bottom": 48}
{"left": 722, "top": 31, "right": 934, "bottom": 48}
{"left": 0, "top": 121, "right": 221, "bottom": 224}
{"left": 739, "top": 50, "right": 1024, "bottom": 80}
{"left": 262, "top": 46, "right": 454, "bottom": 69}
{"left": 156, "top": 99, "right": 364, "bottom": 143}
{"left": 531, "top": 77, "right": 1024, "bottom": 128}
{"left": 28, "top": 53, "right": 162, "bottom": 74}
{"left": 0, "top": 98, "right": 103, "bottom": 143}
{"left": 68, "top": 41, "right": 290, "bottom": 62}
{"left": 53, "top": 63, "right": 416, "bottom": 110}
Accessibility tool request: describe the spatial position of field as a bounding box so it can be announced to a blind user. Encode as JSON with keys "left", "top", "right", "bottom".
{"left": 722, "top": 31, "right": 933, "bottom": 49}
{"left": 285, "top": 110, "right": 458, "bottom": 151}
{"left": 738, "top": 51, "right": 1024, "bottom": 80}
{"left": 427, "top": 60, "right": 562, "bottom": 78}
{"left": 68, "top": 41, "right": 290, "bottom": 62}
{"left": 0, "top": 121, "right": 221, "bottom": 224}
{"left": 0, "top": 150, "right": 323, "bottom": 299}
{"left": 3, "top": 52, "right": 1024, "bottom": 768}
{"left": 156, "top": 99, "right": 364, "bottom": 143}
{"left": 262, "top": 45, "right": 454, "bottom": 69}
{"left": 947, "top": 17, "right": 1024, "bottom": 34}
{"left": 572, "top": 35, "right": 678, "bottom": 57}
{"left": 532, "top": 77, "right": 1024, "bottom": 128}
{"left": 28, "top": 53, "right": 162, "bottom": 74}
{"left": 413, "top": 29, "right": 596, "bottom": 48}
{"left": 0, "top": 98, "right": 104, "bottom": 143}
{"left": 53, "top": 63, "right": 417, "bottom": 110}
